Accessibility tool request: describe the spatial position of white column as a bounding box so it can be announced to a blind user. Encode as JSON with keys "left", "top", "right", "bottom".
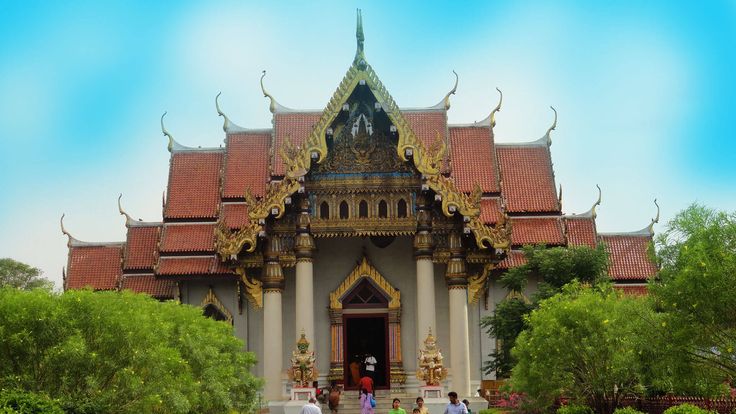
{"left": 295, "top": 260, "right": 315, "bottom": 348}
{"left": 416, "top": 258, "right": 437, "bottom": 345}
{"left": 449, "top": 287, "right": 471, "bottom": 396}
{"left": 263, "top": 290, "right": 283, "bottom": 401}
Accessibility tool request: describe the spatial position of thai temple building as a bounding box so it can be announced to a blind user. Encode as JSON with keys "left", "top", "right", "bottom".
{"left": 62, "top": 11, "right": 657, "bottom": 403}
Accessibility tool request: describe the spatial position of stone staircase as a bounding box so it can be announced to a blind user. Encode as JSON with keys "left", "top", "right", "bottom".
{"left": 335, "top": 390, "right": 413, "bottom": 414}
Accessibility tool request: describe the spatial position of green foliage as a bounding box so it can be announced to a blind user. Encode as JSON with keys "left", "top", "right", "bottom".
{"left": 650, "top": 204, "right": 736, "bottom": 382}
{"left": 478, "top": 409, "right": 507, "bottom": 414}
{"left": 0, "top": 259, "right": 53, "bottom": 291}
{"left": 0, "top": 389, "right": 64, "bottom": 414}
{"left": 662, "top": 404, "right": 717, "bottom": 414}
{"left": 511, "top": 283, "right": 649, "bottom": 414}
{"left": 0, "top": 288, "right": 262, "bottom": 414}
{"left": 557, "top": 405, "right": 594, "bottom": 414}
{"left": 612, "top": 408, "right": 645, "bottom": 414}
{"left": 482, "top": 245, "right": 610, "bottom": 376}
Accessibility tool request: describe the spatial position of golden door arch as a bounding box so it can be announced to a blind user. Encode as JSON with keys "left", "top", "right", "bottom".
{"left": 327, "top": 255, "right": 406, "bottom": 388}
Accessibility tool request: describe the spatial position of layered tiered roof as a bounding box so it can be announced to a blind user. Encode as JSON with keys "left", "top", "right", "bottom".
{"left": 63, "top": 15, "right": 658, "bottom": 298}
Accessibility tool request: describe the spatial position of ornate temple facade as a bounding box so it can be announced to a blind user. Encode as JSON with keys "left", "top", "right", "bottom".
{"left": 63, "top": 12, "right": 657, "bottom": 401}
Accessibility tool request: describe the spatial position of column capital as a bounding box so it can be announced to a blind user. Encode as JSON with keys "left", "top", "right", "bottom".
{"left": 445, "top": 230, "right": 468, "bottom": 288}
{"left": 413, "top": 193, "right": 434, "bottom": 259}
{"left": 262, "top": 234, "right": 285, "bottom": 291}
{"left": 295, "top": 196, "right": 315, "bottom": 261}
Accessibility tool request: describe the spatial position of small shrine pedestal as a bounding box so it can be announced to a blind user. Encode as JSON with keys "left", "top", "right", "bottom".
{"left": 419, "top": 385, "right": 443, "bottom": 399}
{"left": 290, "top": 387, "right": 316, "bottom": 401}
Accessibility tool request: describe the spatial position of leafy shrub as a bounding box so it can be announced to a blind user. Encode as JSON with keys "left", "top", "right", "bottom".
{"left": 663, "top": 404, "right": 717, "bottom": 414}
{"left": 479, "top": 409, "right": 507, "bottom": 414}
{"left": 0, "top": 288, "right": 263, "bottom": 414}
{"left": 0, "top": 389, "right": 63, "bottom": 414}
{"left": 556, "top": 404, "right": 594, "bottom": 414}
{"left": 613, "top": 407, "right": 646, "bottom": 414}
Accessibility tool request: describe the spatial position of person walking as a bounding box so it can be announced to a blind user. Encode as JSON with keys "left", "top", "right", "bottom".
{"left": 388, "top": 398, "right": 407, "bottom": 414}
{"left": 443, "top": 392, "right": 468, "bottom": 414}
{"left": 359, "top": 388, "right": 374, "bottom": 414}
{"left": 462, "top": 399, "right": 472, "bottom": 414}
{"left": 359, "top": 373, "right": 374, "bottom": 395}
{"left": 328, "top": 382, "right": 341, "bottom": 414}
{"left": 300, "top": 398, "right": 323, "bottom": 414}
{"left": 415, "top": 397, "right": 428, "bottom": 414}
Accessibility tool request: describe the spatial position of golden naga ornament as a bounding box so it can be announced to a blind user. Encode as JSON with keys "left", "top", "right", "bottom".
{"left": 290, "top": 332, "right": 318, "bottom": 387}
{"left": 215, "top": 220, "right": 260, "bottom": 257}
{"left": 416, "top": 328, "right": 447, "bottom": 386}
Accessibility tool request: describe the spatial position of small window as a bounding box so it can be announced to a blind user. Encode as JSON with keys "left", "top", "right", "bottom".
{"left": 203, "top": 304, "right": 228, "bottom": 322}
{"left": 378, "top": 200, "right": 388, "bottom": 218}
{"left": 359, "top": 200, "right": 368, "bottom": 218}
{"left": 397, "top": 199, "right": 408, "bottom": 218}
{"left": 320, "top": 201, "right": 330, "bottom": 219}
{"left": 339, "top": 201, "right": 349, "bottom": 219}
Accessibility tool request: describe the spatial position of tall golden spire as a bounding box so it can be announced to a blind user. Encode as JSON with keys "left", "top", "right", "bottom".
{"left": 354, "top": 9, "right": 366, "bottom": 66}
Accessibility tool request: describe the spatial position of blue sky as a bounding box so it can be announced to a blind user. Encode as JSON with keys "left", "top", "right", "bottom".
{"left": 1, "top": 1, "right": 734, "bottom": 288}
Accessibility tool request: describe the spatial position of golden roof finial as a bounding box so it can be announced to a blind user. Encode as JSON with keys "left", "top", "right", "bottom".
{"left": 354, "top": 9, "right": 366, "bottom": 65}
{"left": 490, "top": 87, "right": 503, "bottom": 128}
{"left": 160, "top": 112, "right": 174, "bottom": 152}
{"left": 442, "top": 70, "right": 459, "bottom": 110}
{"left": 648, "top": 198, "right": 660, "bottom": 235}
{"left": 545, "top": 106, "right": 557, "bottom": 146}
{"left": 215, "top": 92, "right": 231, "bottom": 132}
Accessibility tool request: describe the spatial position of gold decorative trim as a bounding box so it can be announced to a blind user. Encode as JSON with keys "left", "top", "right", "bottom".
{"left": 200, "top": 287, "right": 234, "bottom": 324}
{"left": 236, "top": 268, "right": 263, "bottom": 309}
{"left": 215, "top": 22, "right": 512, "bottom": 260}
{"left": 215, "top": 219, "right": 260, "bottom": 258}
{"left": 468, "top": 263, "right": 494, "bottom": 304}
{"left": 329, "top": 255, "right": 400, "bottom": 310}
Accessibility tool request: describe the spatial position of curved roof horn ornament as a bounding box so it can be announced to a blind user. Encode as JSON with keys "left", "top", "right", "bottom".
{"left": 545, "top": 106, "right": 557, "bottom": 146}
{"left": 118, "top": 193, "right": 132, "bottom": 223}
{"left": 160, "top": 112, "right": 174, "bottom": 152}
{"left": 261, "top": 70, "right": 280, "bottom": 114}
{"left": 591, "top": 184, "right": 602, "bottom": 219}
{"left": 490, "top": 87, "right": 503, "bottom": 129}
{"left": 442, "top": 70, "right": 459, "bottom": 110}
{"left": 648, "top": 199, "right": 660, "bottom": 235}
{"left": 215, "top": 92, "right": 232, "bottom": 132}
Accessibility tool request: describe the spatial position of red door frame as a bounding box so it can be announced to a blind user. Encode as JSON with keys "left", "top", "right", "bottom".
{"left": 342, "top": 312, "right": 390, "bottom": 390}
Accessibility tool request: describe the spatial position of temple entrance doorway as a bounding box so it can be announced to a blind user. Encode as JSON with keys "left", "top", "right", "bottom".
{"left": 328, "top": 256, "right": 406, "bottom": 390}
{"left": 344, "top": 314, "right": 389, "bottom": 389}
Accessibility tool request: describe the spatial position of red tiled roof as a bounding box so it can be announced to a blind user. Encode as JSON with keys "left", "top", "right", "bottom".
{"left": 222, "top": 203, "right": 249, "bottom": 229}
{"left": 224, "top": 133, "right": 271, "bottom": 199}
{"left": 120, "top": 274, "right": 177, "bottom": 298}
{"left": 123, "top": 225, "right": 160, "bottom": 270}
{"left": 498, "top": 250, "right": 526, "bottom": 269}
{"left": 402, "top": 111, "right": 449, "bottom": 173}
{"left": 614, "top": 284, "right": 649, "bottom": 296}
{"left": 600, "top": 234, "right": 658, "bottom": 281}
{"left": 160, "top": 223, "right": 215, "bottom": 253}
{"left": 67, "top": 245, "right": 123, "bottom": 290}
{"left": 510, "top": 217, "right": 565, "bottom": 246}
{"left": 480, "top": 198, "right": 502, "bottom": 225}
{"left": 497, "top": 146, "right": 559, "bottom": 213}
{"left": 156, "top": 256, "right": 233, "bottom": 276}
{"left": 165, "top": 151, "right": 223, "bottom": 219}
{"left": 565, "top": 217, "right": 597, "bottom": 247}
{"left": 273, "top": 112, "right": 322, "bottom": 176}
{"left": 449, "top": 126, "right": 499, "bottom": 193}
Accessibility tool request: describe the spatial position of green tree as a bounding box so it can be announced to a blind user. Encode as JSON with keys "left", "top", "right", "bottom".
{"left": 481, "top": 244, "right": 610, "bottom": 376}
{"left": 512, "top": 283, "right": 650, "bottom": 414}
{"left": 0, "top": 288, "right": 262, "bottom": 414}
{"left": 648, "top": 204, "right": 736, "bottom": 390}
{"left": 0, "top": 259, "right": 53, "bottom": 291}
